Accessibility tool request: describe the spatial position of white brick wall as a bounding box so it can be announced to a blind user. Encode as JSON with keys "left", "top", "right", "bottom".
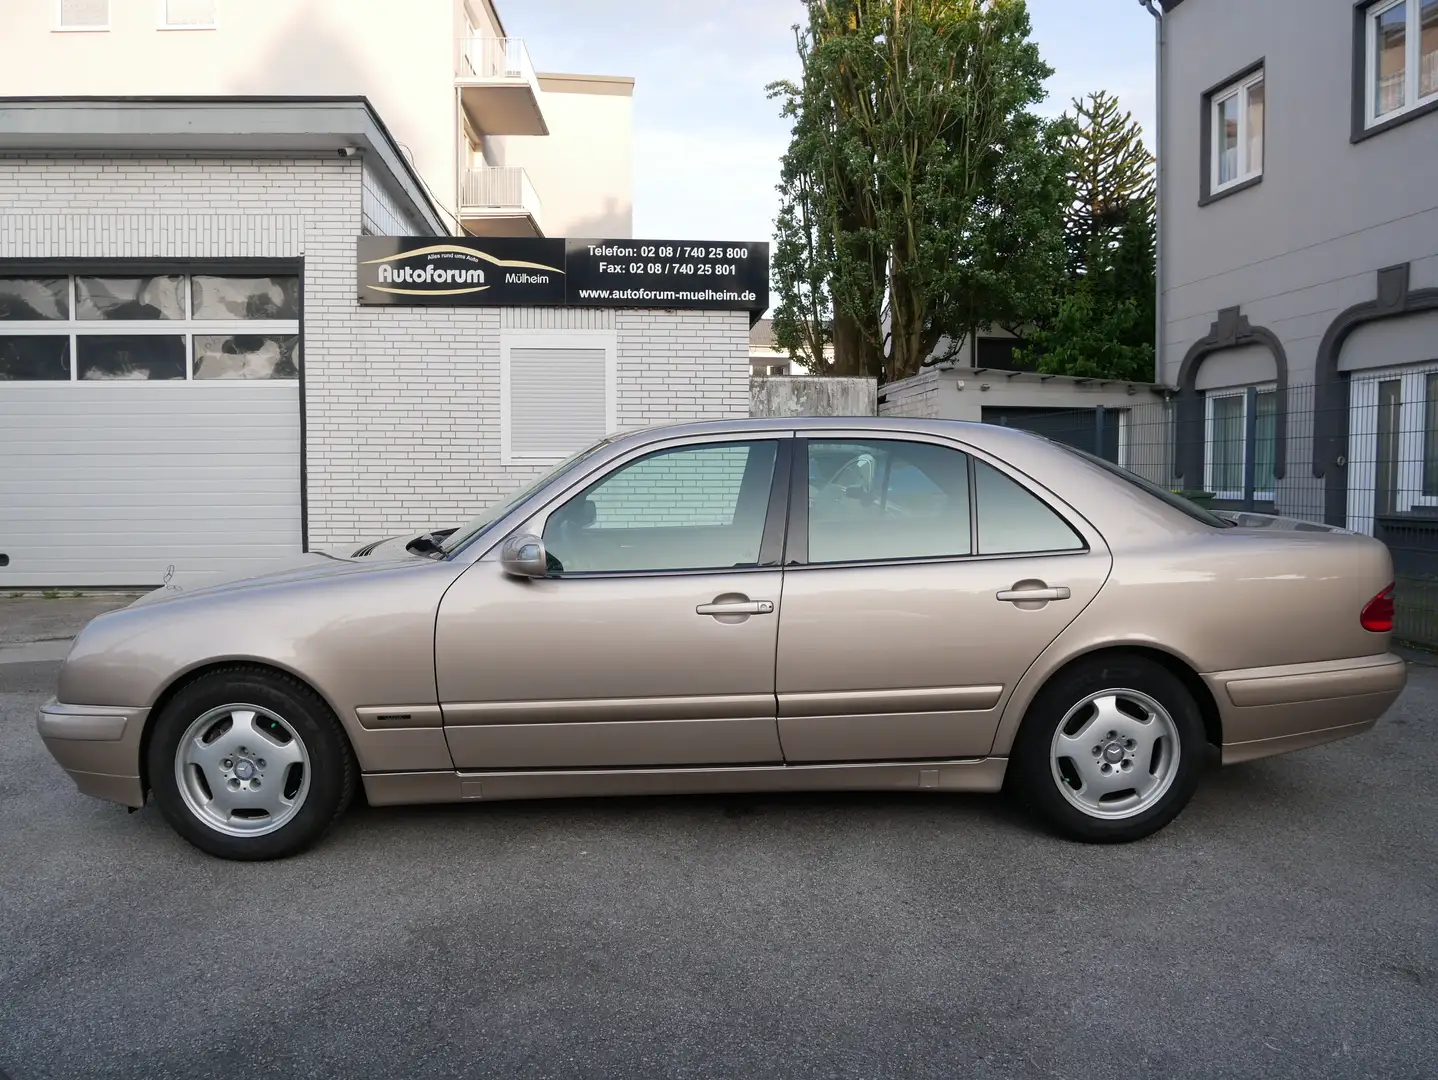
{"left": 0, "top": 154, "right": 752, "bottom": 550}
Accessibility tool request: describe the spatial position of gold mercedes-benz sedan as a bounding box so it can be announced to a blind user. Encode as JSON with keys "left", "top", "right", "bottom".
{"left": 38, "top": 418, "right": 1406, "bottom": 860}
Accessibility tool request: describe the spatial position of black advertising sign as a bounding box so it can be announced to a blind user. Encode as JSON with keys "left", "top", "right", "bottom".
{"left": 357, "top": 236, "right": 769, "bottom": 314}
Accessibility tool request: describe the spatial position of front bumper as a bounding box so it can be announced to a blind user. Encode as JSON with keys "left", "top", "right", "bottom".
{"left": 37, "top": 700, "right": 149, "bottom": 807}
{"left": 1206, "top": 653, "right": 1407, "bottom": 765}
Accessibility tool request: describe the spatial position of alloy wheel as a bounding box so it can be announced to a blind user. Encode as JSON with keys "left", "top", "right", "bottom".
{"left": 173, "top": 703, "right": 311, "bottom": 836}
{"left": 1049, "top": 688, "right": 1181, "bottom": 820}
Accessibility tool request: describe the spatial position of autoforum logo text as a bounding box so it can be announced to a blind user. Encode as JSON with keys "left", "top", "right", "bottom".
{"left": 377, "top": 263, "right": 485, "bottom": 286}
{"left": 576, "top": 288, "right": 758, "bottom": 303}
{"left": 361, "top": 243, "right": 563, "bottom": 297}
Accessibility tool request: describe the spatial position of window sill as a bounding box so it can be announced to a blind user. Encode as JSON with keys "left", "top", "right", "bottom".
{"left": 1199, "top": 174, "right": 1262, "bottom": 206}
{"left": 1353, "top": 96, "right": 1438, "bottom": 142}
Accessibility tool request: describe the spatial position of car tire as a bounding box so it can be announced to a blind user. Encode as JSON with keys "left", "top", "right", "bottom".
{"left": 1010, "top": 655, "right": 1206, "bottom": 843}
{"left": 147, "top": 667, "right": 357, "bottom": 860}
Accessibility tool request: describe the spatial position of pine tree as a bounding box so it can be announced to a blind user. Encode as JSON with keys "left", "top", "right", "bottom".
{"left": 1017, "top": 90, "right": 1157, "bottom": 381}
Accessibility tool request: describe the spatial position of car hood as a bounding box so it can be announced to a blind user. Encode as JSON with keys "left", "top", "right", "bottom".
{"left": 127, "top": 541, "right": 428, "bottom": 609}
{"left": 1213, "top": 511, "right": 1354, "bottom": 534}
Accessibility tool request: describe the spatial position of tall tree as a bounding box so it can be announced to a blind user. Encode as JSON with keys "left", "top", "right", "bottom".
{"left": 768, "top": 0, "right": 1067, "bottom": 383}
{"left": 1018, "top": 90, "right": 1156, "bottom": 381}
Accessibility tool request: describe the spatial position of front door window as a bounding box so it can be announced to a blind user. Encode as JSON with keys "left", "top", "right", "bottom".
{"left": 542, "top": 440, "right": 779, "bottom": 573}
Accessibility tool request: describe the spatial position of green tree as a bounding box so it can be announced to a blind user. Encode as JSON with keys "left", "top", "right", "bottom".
{"left": 768, "top": 0, "right": 1067, "bottom": 383}
{"left": 1019, "top": 90, "right": 1156, "bottom": 380}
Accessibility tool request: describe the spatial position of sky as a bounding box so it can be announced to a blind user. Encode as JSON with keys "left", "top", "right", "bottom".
{"left": 504, "top": 0, "right": 1157, "bottom": 245}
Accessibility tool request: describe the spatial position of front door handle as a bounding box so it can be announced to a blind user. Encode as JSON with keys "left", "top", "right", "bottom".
{"left": 697, "top": 600, "right": 775, "bottom": 616}
{"left": 996, "top": 586, "right": 1071, "bottom": 603}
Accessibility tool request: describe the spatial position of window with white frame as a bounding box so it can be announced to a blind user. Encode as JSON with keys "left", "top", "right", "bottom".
{"left": 1204, "top": 386, "right": 1277, "bottom": 500}
{"left": 160, "top": 0, "right": 217, "bottom": 29}
{"left": 1209, "top": 68, "right": 1265, "bottom": 193}
{"left": 0, "top": 273, "right": 299, "bottom": 382}
{"left": 500, "top": 332, "right": 616, "bottom": 465}
{"left": 55, "top": 0, "right": 109, "bottom": 30}
{"left": 1347, "top": 366, "right": 1438, "bottom": 526}
{"left": 1365, "top": 0, "right": 1438, "bottom": 126}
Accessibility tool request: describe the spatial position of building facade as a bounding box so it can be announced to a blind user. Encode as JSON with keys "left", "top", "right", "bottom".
{"left": 0, "top": 97, "right": 758, "bottom": 589}
{"left": 0, "top": 0, "right": 632, "bottom": 239}
{"left": 1157, "top": 0, "right": 1438, "bottom": 531}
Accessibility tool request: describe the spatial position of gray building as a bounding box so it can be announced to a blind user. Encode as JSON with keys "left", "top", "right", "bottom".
{"left": 1156, "top": 0, "right": 1438, "bottom": 532}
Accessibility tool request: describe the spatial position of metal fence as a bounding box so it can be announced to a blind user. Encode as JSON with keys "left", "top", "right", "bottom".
{"left": 986, "top": 367, "right": 1438, "bottom": 647}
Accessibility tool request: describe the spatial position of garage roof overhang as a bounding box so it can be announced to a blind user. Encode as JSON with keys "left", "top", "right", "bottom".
{"left": 0, "top": 96, "right": 447, "bottom": 237}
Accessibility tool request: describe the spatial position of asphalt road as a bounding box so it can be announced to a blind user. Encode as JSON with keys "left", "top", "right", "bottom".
{"left": 1, "top": 656, "right": 1435, "bottom": 1080}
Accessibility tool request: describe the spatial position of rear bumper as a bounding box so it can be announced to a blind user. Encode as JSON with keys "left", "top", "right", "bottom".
{"left": 1206, "top": 653, "right": 1407, "bottom": 765}
{"left": 37, "top": 700, "right": 148, "bottom": 807}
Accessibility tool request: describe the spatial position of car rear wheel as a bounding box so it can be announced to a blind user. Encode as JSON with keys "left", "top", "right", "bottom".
{"left": 1011, "top": 656, "right": 1205, "bottom": 843}
{"left": 147, "top": 668, "right": 356, "bottom": 860}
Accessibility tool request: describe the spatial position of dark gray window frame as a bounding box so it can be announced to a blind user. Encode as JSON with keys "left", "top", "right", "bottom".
{"left": 1173, "top": 306, "right": 1290, "bottom": 491}
{"left": 1351, "top": 0, "right": 1438, "bottom": 142}
{"left": 1199, "top": 57, "right": 1266, "bottom": 206}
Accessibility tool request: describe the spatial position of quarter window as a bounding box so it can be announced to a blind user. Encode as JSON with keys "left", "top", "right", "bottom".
{"left": 542, "top": 441, "right": 778, "bottom": 573}
{"left": 1365, "top": 0, "right": 1438, "bottom": 126}
{"left": 0, "top": 271, "right": 299, "bottom": 382}
{"left": 974, "top": 461, "right": 1084, "bottom": 555}
{"left": 1208, "top": 68, "right": 1264, "bottom": 195}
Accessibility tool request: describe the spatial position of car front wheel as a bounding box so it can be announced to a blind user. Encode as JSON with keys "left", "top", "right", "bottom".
{"left": 147, "top": 668, "right": 356, "bottom": 860}
{"left": 1011, "top": 656, "right": 1206, "bottom": 843}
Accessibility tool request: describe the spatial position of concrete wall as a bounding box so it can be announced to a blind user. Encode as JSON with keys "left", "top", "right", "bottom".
{"left": 1160, "top": 0, "right": 1438, "bottom": 385}
{"left": 0, "top": 155, "right": 747, "bottom": 549}
{"left": 888, "top": 368, "right": 1163, "bottom": 422}
{"left": 749, "top": 377, "right": 877, "bottom": 418}
{"left": 488, "top": 74, "right": 635, "bottom": 238}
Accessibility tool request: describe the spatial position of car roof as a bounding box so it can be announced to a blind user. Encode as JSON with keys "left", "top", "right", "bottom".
{"left": 607, "top": 415, "right": 1047, "bottom": 450}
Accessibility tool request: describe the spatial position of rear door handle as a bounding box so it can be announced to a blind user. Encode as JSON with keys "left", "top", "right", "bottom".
{"left": 697, "top": 600, "right": 775, "bottom": 616}
{"left": 996, "top": 587, "right": 1071, "bottom": 603}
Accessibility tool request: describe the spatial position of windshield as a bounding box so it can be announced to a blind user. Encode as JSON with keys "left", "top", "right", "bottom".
{"left": 1057, "top": 444, "right": 1234, "bottom": 529}
{"left": 439, "top": 435, "right": 617, "bottom": 555}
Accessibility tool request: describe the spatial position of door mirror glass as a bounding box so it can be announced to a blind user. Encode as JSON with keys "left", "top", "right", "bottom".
{"left": 542, "top": 440, "right": 779, "bottom": 573}
{"left": 499, "top": 533, "right": 549, "bottom": 578}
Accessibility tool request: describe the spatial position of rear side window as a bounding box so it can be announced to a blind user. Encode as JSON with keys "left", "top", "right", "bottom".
{"left": 974, "top": 461, "right": 1084, "bottom": 555}
{"left": 803, "top": 439, "right": 1084, "bottom": 564}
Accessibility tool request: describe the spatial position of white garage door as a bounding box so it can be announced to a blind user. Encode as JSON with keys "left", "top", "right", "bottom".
{"left": 0, "top": 271, "right": 303, "bottom": 588}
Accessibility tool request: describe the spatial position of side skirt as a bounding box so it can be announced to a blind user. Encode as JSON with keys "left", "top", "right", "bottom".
{"left": 362, "top": 758, "right": 1009, "bottom": 806}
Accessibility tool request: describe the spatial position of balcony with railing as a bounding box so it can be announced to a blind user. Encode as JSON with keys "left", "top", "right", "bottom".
{"left": 457, "top": 37, "right": 548, "bottom": 136}
{"left": 459, "top": 166, "right": 544, "bottom": 237}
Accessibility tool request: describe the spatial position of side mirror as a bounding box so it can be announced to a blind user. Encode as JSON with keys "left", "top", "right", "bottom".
{"left": 499, "top": 533, "right": 549, "bottom": 579}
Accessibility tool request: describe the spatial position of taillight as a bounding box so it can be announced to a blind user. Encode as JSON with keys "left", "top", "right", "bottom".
{"left": 1360, "top": 584, "right": 1395, "bottom": 633}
